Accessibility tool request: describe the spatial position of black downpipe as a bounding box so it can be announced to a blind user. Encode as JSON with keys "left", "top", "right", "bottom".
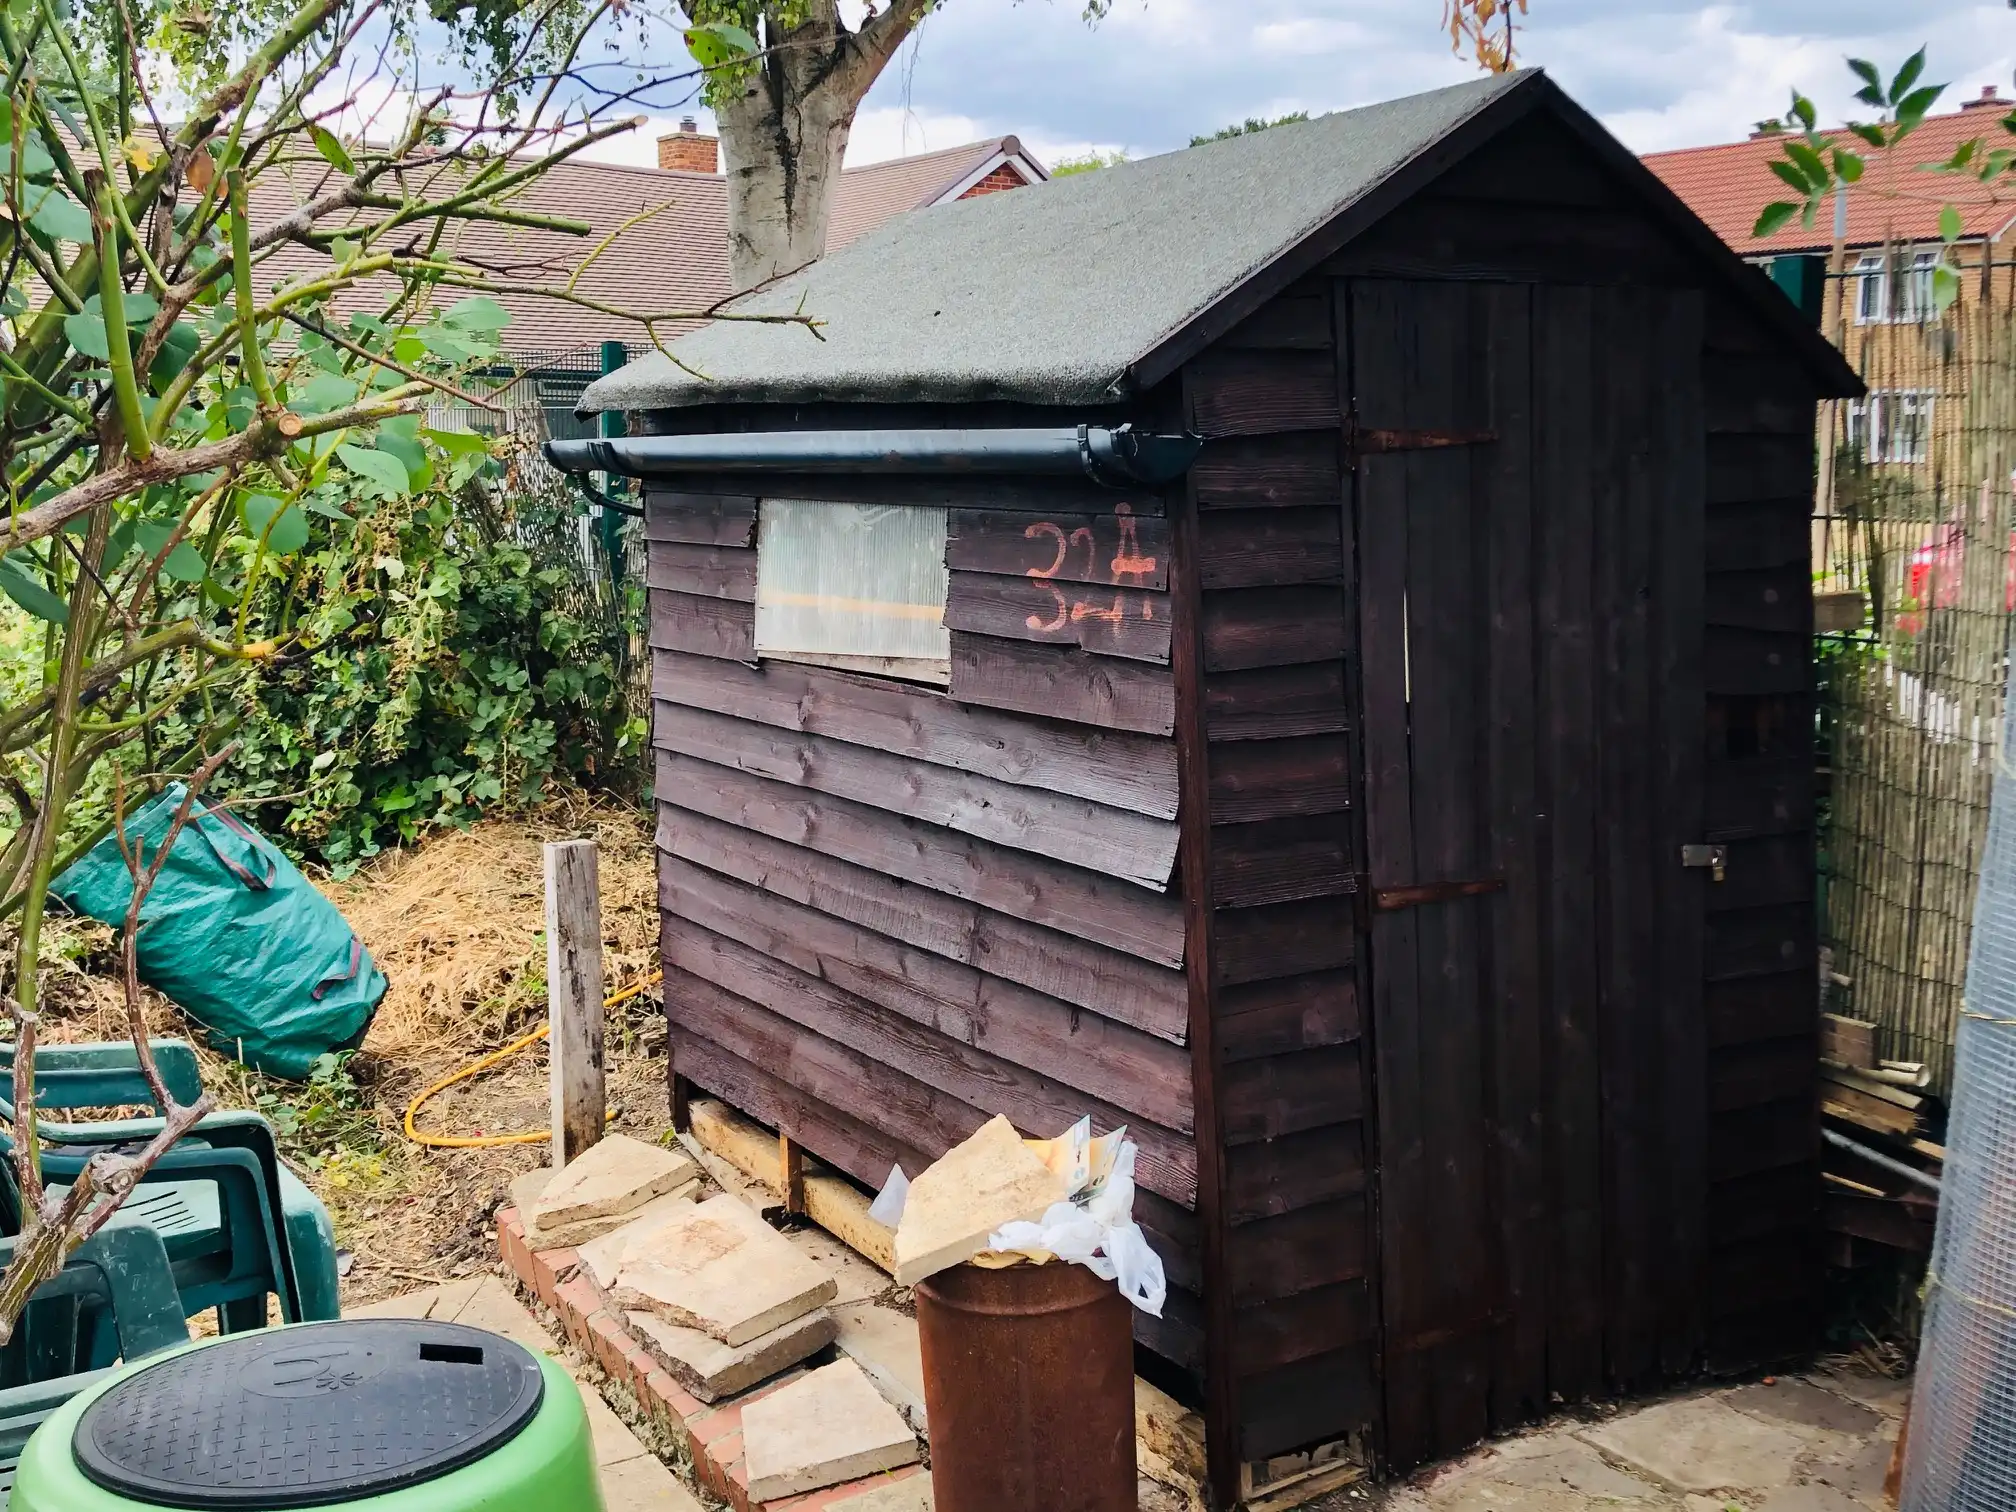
{"left": 542, "top": 424, "right": 1203, "bottom": 488}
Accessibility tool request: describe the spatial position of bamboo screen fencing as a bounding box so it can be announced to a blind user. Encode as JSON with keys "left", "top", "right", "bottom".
{"left": 1819, "top": 267, "right": 2016, "bottom": 1096}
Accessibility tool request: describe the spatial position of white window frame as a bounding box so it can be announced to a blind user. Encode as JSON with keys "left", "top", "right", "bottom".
{"left": 752, "top": 499, "right": 951, "bottom": 685}
{"left": 1846, "top": 390, "right": 1933, "bottom": 464}
{"left": 1854, "top": 249, "right": 1939, "bottom": 325}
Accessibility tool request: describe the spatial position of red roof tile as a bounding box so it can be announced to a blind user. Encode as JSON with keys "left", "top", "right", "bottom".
{"left": 1644, "top": 88, "right": 2016, "bottom": 255}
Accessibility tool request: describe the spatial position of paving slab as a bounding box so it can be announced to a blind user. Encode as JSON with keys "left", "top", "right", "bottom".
{"left": 529, "top": 1133, "right": 701, "bottom": 1228}
{"left": 1579, "top": 1397, "right": 1807, "bottom": 1495}
{"left": 680, "top": 1135, "right": 889, "bottom": 1305}
{"left": 515, "top": 1169, "right": 704, "bottom": 1250}
{"left": 1805, "top": 1430, "right": 1897, "bottom": 1506}
{"left": 1725, "top": 1380, "right": 1884, "bottom": 1438}
{"left": 600, "top": 1454, "right": 710, "bottom": 1512}
{"left": 591, "top": 1193, "right": 838, "bottom": 1346}
{"left": 741, "top": 1357, "right": 921, "bottom": 1502}
{"left": 1804, "top": 1368, "right": 1913, "bottom": 1421}
{"left": 1755, "top": 1485, "right": 1871, "bottom": 1512}
{"left": 627, "top": 1306, "right": 836, "bottom": 1403}
{"left": 827, "top": 1473, "right": 934, "bottom": 1512}
{"left": 832, "top": 1298, "right": 928, "bottom": 1431}
{"left": 893, "top": 1115, "right": 1065, "bottom": 1285}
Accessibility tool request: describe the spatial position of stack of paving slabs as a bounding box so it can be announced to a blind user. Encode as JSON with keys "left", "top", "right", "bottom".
{"left": 511, "top": 1133, "right": 702, "bottom": 1249}
{"left": 893, "top": 1114, "right": 1069, "bottom": 1285}
{"left": 741, "top": 1358, "right": 920, "bottom": 1501}
{"left": 579, "top": 1193, "right": 840, "bottom": 1402}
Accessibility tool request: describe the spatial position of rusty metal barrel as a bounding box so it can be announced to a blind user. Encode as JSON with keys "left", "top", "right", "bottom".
{"left": 915, "top": 1260, "right": 1135, "bottom": 1512}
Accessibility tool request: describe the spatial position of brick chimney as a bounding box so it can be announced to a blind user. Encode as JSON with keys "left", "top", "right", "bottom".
{"left": 658, "top": 117, "right": 719, "bottom": 174}
{"left": 1963, "top": 84, "right": 2006, "bottom": 110}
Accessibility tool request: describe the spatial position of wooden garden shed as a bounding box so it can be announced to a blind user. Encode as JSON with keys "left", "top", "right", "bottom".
{"left": 563, "top": 69, "right": 1861, "bottom": 1502}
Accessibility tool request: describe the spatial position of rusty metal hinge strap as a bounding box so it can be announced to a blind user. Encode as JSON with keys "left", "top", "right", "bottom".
{"left": 1348, "top": 419, "right": 1499, "bottom": 455}
{"left": 1373, "top": 877, "right": 1507, "bottom": 911}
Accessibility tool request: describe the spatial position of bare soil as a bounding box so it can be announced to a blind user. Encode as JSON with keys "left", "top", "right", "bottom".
{"left": 36, "top": 794, "right": 668, "bottom": 1310}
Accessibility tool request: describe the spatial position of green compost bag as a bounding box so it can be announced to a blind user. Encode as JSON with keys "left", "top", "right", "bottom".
{"left": 51, "top": 783, "right": 386, "bottom": 1079}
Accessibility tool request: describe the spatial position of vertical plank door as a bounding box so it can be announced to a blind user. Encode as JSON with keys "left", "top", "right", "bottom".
{"left": 1346, "top": 278, "right": 1707, "bottom": 1472}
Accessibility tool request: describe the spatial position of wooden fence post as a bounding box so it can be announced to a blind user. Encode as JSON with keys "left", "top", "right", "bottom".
{"left": 546, "top": 839, "right": 605, "bottom": 1167}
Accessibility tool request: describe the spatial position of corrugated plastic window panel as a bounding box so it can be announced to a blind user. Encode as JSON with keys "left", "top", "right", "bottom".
{"left": 754, "top": 500, "right": 950, "bottom": 684}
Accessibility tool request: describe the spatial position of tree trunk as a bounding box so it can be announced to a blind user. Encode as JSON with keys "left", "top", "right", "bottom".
{"left": 715, "top": 2, "right": 931, "bottom": 293}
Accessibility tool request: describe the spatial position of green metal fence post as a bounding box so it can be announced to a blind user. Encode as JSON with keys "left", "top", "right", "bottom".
{"left": 597, "top": 340, "right": 628, "bottom": 585}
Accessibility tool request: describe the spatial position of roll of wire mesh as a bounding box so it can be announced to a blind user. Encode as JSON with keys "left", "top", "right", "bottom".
{"left": 1901, "top": 655, "right": 2016, "bottom": 1510}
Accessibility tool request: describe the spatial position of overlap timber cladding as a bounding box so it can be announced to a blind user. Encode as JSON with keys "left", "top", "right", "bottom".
{"left": 645, "top": 467, "right": 1208, "bottom": 1373}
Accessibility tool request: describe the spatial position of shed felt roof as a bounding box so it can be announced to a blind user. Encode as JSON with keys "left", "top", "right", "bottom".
{"left": 582, "top": 72, "right": 1530, "bottom": 412}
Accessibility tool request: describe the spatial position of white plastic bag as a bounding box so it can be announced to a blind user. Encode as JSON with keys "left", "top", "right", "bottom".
{"left": 986, "top": 1137, "right": 1167, "bottom": 1317}
{"left": 868, "top": 1164, "right": 909, "bottom": 1227}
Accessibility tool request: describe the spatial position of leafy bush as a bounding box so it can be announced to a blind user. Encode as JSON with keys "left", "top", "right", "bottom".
{"left": 223, "top": 466, "right": 647, "bottom": 872}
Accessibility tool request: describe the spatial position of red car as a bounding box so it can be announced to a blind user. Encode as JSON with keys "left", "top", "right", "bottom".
{"left": 1898, "top": 521, "right": 2016, "bottom": 634}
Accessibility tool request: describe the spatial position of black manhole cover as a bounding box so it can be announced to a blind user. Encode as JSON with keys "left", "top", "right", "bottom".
{"left": 73, "top": 1318, "right": 545, "bottom": 1507}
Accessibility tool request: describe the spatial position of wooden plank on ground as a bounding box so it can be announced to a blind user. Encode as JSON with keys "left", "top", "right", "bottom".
{"left": 653, "top": 704, "right": 1180, "bottom": 889}
{"left": 688, "top": 1098, "right": 895, "bottom": 1270}
{"left": 546, "top": 839, "right": 605, "bottom": 1166}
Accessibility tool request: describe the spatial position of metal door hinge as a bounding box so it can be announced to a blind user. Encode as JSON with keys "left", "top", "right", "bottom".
{"left": 1374, "top": 877, "right": 1507, "bottom": 911}
{"left": 1681, "top": 844, "right": 1728, "bottom": 883}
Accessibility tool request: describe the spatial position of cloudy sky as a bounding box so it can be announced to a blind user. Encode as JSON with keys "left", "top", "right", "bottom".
{"left": 578, "top": 0, "right": 2009, "bottom": 171}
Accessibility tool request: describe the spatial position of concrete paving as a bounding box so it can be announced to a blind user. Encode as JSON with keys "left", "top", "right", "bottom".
{"left": 347, "top": 1275, "right": 705, "bottom": 1512}
{"left": 1370, "top": 1371, "right": 1908, "bottom": 1512}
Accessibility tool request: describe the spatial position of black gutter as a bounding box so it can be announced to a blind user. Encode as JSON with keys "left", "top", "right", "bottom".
{"left": 542, "top": 424, "right": 1203, "bottom": 488}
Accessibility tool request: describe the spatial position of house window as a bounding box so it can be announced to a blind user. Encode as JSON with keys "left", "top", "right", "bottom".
{"left": 754, "top": 500, "right": 950, "bottom": 684}
{"left": 1854, "top": 250, "right": 1938, "bottom": 324}
{"left": 1846, "top": 391, "right": 1933, "bottom": 464}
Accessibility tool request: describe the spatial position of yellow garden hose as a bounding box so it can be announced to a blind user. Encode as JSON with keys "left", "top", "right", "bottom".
{"left": 401, "top": 970, "right": 663, "bottom": 1149}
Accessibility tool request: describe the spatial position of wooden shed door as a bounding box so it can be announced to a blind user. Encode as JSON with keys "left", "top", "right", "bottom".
{"left": 1346, "top": 279, "right": 1708, "bottom": 1470}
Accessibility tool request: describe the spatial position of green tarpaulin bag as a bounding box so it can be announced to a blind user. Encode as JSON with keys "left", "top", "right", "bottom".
{"left": 51, "top": 783, "right": 386, "bottom": 1079}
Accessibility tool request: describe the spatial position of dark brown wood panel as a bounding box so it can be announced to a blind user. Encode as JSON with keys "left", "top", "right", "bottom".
{"left": 656, "top": 802, "right": 1189, "bottom": 1039}
{"left": 649, "top": 590, "right": 754, "bottom": 661}
{"left": 1235, "top": 1344, "right": 1378, "bottom": 1462}
{"left": 1213, "top": 896, "right": 1355, "bottom": 986}
{"left": 1706, "top": 833, "right": 1813, "bottom": 914}
{"left": 1326, "top": 200, "right": 1694, "bottom": 285}
{"left": 660, "top": 917, "right": 1197, "bottom": 1202}
{"left": 653, "top": 651, "right": 1178, "bottom": 818}
{"left": 670, "top": 1029, "right": 936, "bottom": 1188}
{"left": 1220, "top": 1043, "right": 1364, "bottom": 1145}
{"left": 654, "top": 749, "right": 1186, "bottom": 967}
{"left": 1708, "top": 1163, "right": 1819, "bottom": 1243}
{"left": 1707, "top": 1096, "right": 1816, "bottom": 1181}
{"left": 645, "top": 541, "right": 757, "bottom": 601}
{"left": 1222, "top": 1122, "right": 1366, "bottom": 1225}
{"left": 654, "top": 703, "right": 1180, "bottom": 889}
{"left": 1188, "top": 349, "right": 1342, "bottom": 437}
{"left": 1709, "top": 1035, "right": 1813, "bottom": 1112}
{"left": 658, "top": 860, "right": 1196, "bottom": 1140}
{"left": 944, "top": 571, "right": 1172, "bottom": 664}
{"left": 644, "top": 490, "right": 757, "bottom": 548}
{"left": 947, "top": 507, "right": 1170, "bottom": 590}
{"left": 1706, "top": 566, "right": 1810, "bottom": 632}
{"left": 1705, "top": 628, "right": 1807, "bottom": 694}
{"left": 1707, "top": 756, "right": 1810, "bottom": 839}
{"left": 1204, "top": 662, "right": 1349, "bottom": 743}
{"left": 1703, "top": 356, "right": 1817, "bottom": 434}
{"left": 1706, "top": 501, "right": 1811, "bottom": 572}
{"left": 1201, "top": 585, "right": 1347, "bottom": 672}
{"left": 1707, "top": 434, "right": 1812, "bottom": 504}
{"left": 1226, "top": 1197, "right": 1369, "bottom": 1305}
{"left": 1210, "top": 814, "right": 1354, "bottom": 908}
{"left": 1706, "top": 903, "right": 1815, "bottom": 982}
{"left": 1216, "top": 971, "right": 1360, "bottom": 1065}
{"left": 1219, "top": 291, "right": 1334, "bottom": 351}
{"left": 1229, "top": 1279, "right": 1374, "bottom": 1375}
{"left": 948, "top": 633, "right": 1175, "bottom": 737}
{"left": 1208, "top": 736, "right": 1352, "bottom": 825}
{"left": 1198, "top": 508, "right": 1345, "bottom": 590}
{"left": 1706, "top": 971, "right": 1814, "bottom": 1049}
{"left": 1191, "top": 434, "right": 1341, "bottom": 507}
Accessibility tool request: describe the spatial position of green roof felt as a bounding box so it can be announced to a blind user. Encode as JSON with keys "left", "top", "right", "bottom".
{"left": 579, "top": 72, "right": 1528, "bottom": 413}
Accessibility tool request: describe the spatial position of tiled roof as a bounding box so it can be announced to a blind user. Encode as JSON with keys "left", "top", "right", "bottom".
{"left": 826, "top": 138, "right": 1029, "bottom": 251}
{"left": 250, "top": 136, "right": 1036, "bottom": 362}
{"left": 1643, "top": 89, "right": 2016, "bottom": 255}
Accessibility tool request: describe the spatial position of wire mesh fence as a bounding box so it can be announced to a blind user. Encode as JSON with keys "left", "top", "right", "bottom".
{"left": 1819, "top": 269, "right": 2016, "bottom": 1098}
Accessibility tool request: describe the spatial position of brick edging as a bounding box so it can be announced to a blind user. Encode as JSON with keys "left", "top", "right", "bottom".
{"left": 498, "top": 1206, "right": 927, "bottom": 1512}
